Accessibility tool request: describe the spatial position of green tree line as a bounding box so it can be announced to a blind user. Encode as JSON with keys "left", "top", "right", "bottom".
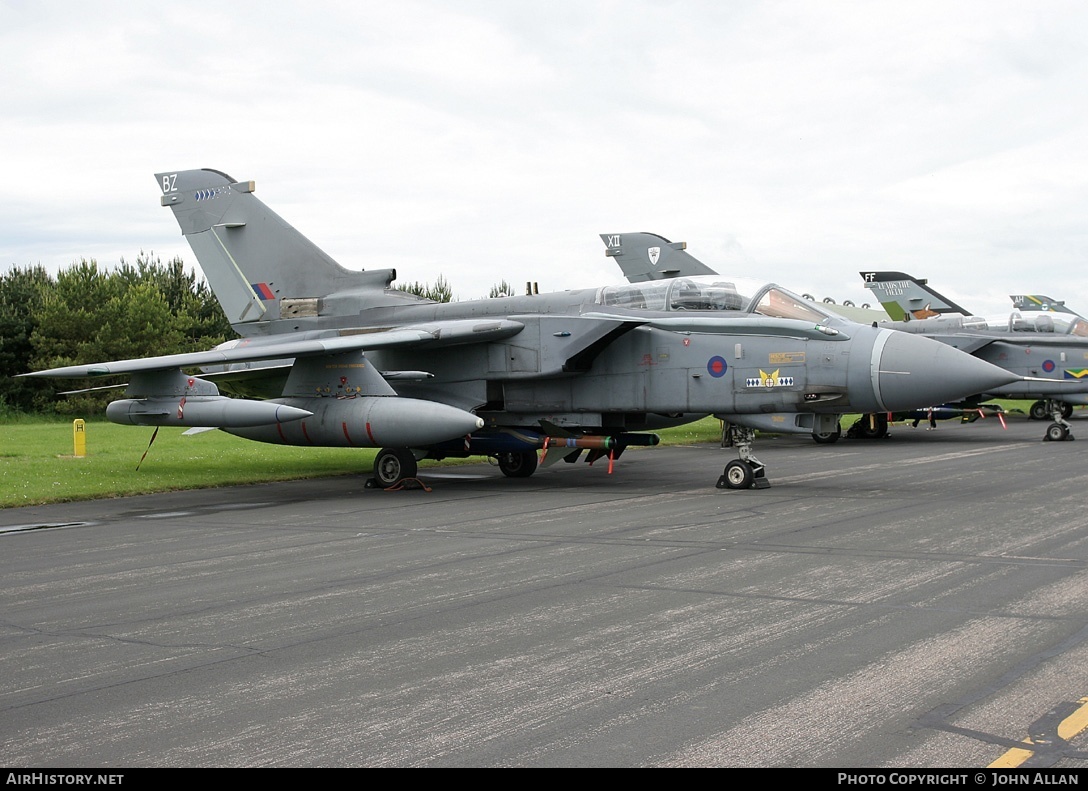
{"left": 2, "top": 253, "right": 511, "bottom": 417}
{"left": 1, "top": 253, "right": 233, "bottom": 416}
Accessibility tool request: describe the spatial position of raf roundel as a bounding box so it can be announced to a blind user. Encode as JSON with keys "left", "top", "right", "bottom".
{"left": 707, "top": 356, "right": 728, "bottom": 378}
{"left": 1042, "top": 359, "right": 1056, "bottom": 373}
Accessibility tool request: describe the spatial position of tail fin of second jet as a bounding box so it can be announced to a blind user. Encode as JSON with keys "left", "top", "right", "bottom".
{"left": 600, "top": 232, "right": 718, "bottom": 282}
{"left": 1010, "top": 294, "right": 1081, "bottom": 317}
{"left": 859, "top": 271, "right": 970, "bottom": 322}
{"left": 156, "top": 168, "right": 401, "bottom": 329}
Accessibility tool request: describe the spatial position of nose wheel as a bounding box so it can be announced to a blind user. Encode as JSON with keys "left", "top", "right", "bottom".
{"left": 718, "top": 459, "right": 768, "bottom": 489}
{"left": 1045, "top": 422, "right": 1074, "bottom": 442}
{"left": 716, "top": 424, "right": 771, "bottom": 489}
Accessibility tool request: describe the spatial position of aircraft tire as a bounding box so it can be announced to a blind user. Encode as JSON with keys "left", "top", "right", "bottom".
{"left": 812, "top": 425, "right": 842, "bottom": 444}
{"left": 497, "top": 451, "right": 538, "bottom": 478}
{"left": 721, "top": 460, "right": 754, "bottom": 489}
{"left": 374, "top": 448, "right": 417, "bottom": 487}
{"left": 1029, "top": 401, "right": 1048, "bottom": 421}
{"left": 856, "top": 413, "right": 889, "bottom": 439}
{"left": 1045, "top": 423, "right": 1070, "bottom": 442}
{"left": 1062, "top": 402, "right": 1074, "bottom": 419}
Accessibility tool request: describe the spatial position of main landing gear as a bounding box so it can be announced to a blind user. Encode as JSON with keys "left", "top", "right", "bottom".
{"left": 1030, "top": 399, "right": 1072, "bottom": 421}
{"left": 845, "top": 413, "right": 889, "bottom": 439}
{"left": 369, "top": 447, "right": 419, "bottom": 487}
{"left": 495, "top": 450, "right": 538, "bottom": 478}
{"left": 812, "top": 424, "right": 842, "bottom": 444}
{"left": 369, "top": 447, "right": 544, "bottom": 489}
{"left": 1037, "top": 399, "right": 1075, "bottom": 442}
{"left": 716, "top": 424, "right": 771, "bottom": 490}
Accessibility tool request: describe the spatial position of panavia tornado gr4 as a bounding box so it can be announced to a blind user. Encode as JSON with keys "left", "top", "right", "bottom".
{"left": 23, "top": 169, "right": 1021, "bottom": 489}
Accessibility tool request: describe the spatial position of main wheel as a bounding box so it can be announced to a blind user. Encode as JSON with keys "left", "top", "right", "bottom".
{"left": 722, "top": 460, "right": 754, "bottom": 489}
{"left": 1045, "top": 423, "right": 1070, "bottom": 442}
{"left": 1029, "top": 401, "right": 1048, "bottom": 421}
{"left": 1062, "top": 402, "right": 1074, "bottom": 419}
{"left": 496, "top": 451, "right": 538, "bottom": 478}
{"left": 856, "top": 413, "right": 888, "bottom": 439}
{"left": 812, "top": 425, "right": 842, "bottom": 444}
{"left": 373, "top": 448, "right": 417, "bottom": 486}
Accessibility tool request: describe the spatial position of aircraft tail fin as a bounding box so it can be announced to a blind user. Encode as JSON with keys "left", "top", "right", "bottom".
{"left": 155, "top": 169, "right": 401, "bottom": 329}
{"left": 600, "top": 232, "right": 718, "bottom": 282}
{"left": 859, "top": 271, "right": 969, "bottom": 322}
{"left": 1010, "top": 294, "right": 1080, "bottom": 316}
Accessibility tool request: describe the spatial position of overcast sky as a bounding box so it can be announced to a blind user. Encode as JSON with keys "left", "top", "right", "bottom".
{"left": 3, "top": 0, "right": 1086, "bottom": 317}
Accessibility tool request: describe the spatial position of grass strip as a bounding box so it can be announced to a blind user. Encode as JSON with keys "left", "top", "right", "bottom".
{"left": 0, "top": 417, "right": 728, "bottom": 507}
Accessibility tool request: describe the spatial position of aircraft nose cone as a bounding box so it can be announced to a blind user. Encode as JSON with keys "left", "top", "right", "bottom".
{"left": 874, "top": 330, "right": 1018, "bottom": 412}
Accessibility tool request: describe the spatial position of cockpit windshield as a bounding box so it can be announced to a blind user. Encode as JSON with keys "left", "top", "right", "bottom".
{"left": 751, "top": 286, "right": 835, "bottom": 321}
{"left": 596, "top": 277, "right": 836, "bottom": 321}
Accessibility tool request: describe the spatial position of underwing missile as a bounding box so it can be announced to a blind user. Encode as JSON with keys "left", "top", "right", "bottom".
{"left": 428, "top": 429, "right": 662, "bottom": 456}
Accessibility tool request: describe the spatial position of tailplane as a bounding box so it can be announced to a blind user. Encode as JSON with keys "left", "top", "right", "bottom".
{"left": 600, "top": 232, "right": 717, "bottom": 282}
{"left": 859, "top": 271, "right": 969, "bottom": 321}
{"left": 156, "top": 169, "right": 405, "bottom": 331}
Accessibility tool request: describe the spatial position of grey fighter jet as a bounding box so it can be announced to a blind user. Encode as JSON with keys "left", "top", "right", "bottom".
{"left": 862, "top": 271, "right": 1088, "bottom": 440}
{"left": 22, "top": 170, "right": 1020, "bottom": 490}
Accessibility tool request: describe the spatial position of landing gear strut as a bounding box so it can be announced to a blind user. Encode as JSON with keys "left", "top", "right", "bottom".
{"left": 716, "top": 425, "right": 770, "bottom": 490}
{"left": 1041, "top": 399, "right": 1075, "bottom": 442}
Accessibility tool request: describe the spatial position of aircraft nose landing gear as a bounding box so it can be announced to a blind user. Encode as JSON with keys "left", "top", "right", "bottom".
{"left": 716, "top": 424, "right": 771, "bottom": 489}
{"left": 1045, "top": 422, "right": 1074, "bottom": 442}
{"left": 718, "top": 459, "right": 769, "bottom": 489}
{"left": 1040, "top": 400, "right": 1075, "bottom": 442}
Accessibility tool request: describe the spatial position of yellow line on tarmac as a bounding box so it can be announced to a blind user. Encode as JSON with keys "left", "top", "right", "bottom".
{"left": 989, "top": 697, "right": 1088, "bottom": 768}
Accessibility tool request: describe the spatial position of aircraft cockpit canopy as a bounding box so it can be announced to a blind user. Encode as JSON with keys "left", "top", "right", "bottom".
{"left": 597, "top": 278, "right": 744, "bottom": 312}
{"left": 1008, "top": 310, "right": 1088, "bottom": 337}
{"left": 964, "top": 311, "right": 1088, "bottom": 337}
{"left": 596, "top": 277, "right": 836, "bottom": 322}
